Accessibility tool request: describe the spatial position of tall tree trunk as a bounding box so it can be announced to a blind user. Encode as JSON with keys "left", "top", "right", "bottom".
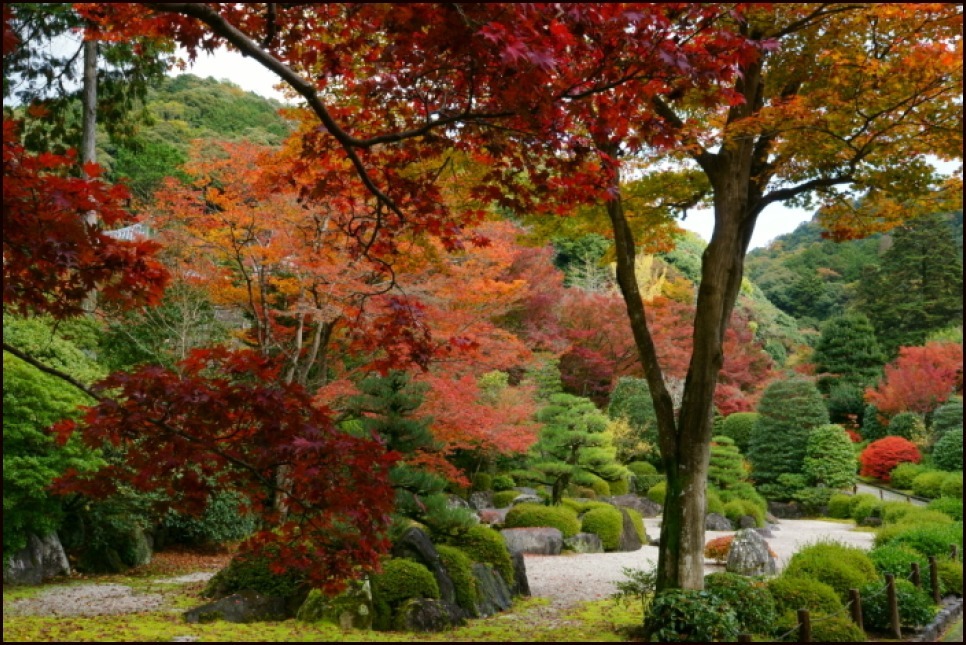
{"left": 81, "top": 36, "right": 98, "bottom": 314}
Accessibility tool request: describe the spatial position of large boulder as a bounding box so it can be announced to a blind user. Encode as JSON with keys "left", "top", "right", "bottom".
{"left": 3, "top": 533, "right": 70, "bottom": 585}
{"left": 468, "top": 491, "right": 494, "bottom": 511}
{"left": 394, "top": 598, "right": 466, "bottom": 632}
{"left": 184, "top": 590, "right": 289, "bottom": 623}
{"left": 500, "top": 527, "right": 563, "bottom": 555}
{"left": 472, "top": 563, "right": 513, "bottom": 617}
{"left": 296, "top": 580, "right": 373, "bottom": 630}
{"left": 478, "top": 508, "right": 509, "bottom": 526}
{"left": 725, "top": 528, "right": 777, "bottom": 577}
{"left": 564, "top": 532, "right": 604, "bottom": 554}
{"left": 616, "top": 508, "right": 643, "bottom": 552}
{"left": 706, "top": 513, "right": 734, "bottom": 531}
{"left": 768, "top": 501, "right": 803, "bottom": 519}
{"left": 391, "top": 527, "right": 457, "bottom": 606}
{"left": 604, "top": 494, "right": 663, "bottom": 518}
{"left": 510, "top": 494, "right": 544, "bottom": 506}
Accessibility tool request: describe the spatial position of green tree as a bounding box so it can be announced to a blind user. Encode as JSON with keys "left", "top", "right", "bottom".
{"left": 803, "top": 425, "right": 857, "bottom": 490}
{"left": 529, "top": 393, "right": 624, "bottom": 505}
{"left": 708, "top": 436, "right": 746, "bottom": 491}
{"left": 607, "top": 377, "right": 659, "bottom": 456}
{"left": 930, "top": 396, "right": 963, "bottom": 438}
{"left": 718, "top": 412, "right": 760, "bottom": 454}
{"left": 857, "top": 213, "right": 964, "bottom": 355}
{"left": 748, "top": 377, "right": 830, "bottom": 499}
{"left": 812, "top": 313, "right": 886, "bottom": 425}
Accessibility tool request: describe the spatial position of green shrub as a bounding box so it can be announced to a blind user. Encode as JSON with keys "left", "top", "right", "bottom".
{"left": 492, "top": 490, "right": 521, "bottom": 509}
{"left": 647, "top": 480, "right": 667, "bottom": 505}
{"left": 930, "top": 396, "right": 963, "bottom": 438}
{"left": 448, "top": 525, "right": 514, "bottom": 586}
{"left": 941, "top": 471, "right": 963, "bottom": 499}
{"left": 875, "top": 521, "right": 964, "bottom": 558}
{"left": 926, "top": 497, "right": 963, "bottom": 521}
{"left": 581, "top": 506, "right": 624, "bottom": 551}
{"left": 851, "top": 496, "right": 883, "bottom": 524}
{"left": 890, "top": 508, "right": 955, "bottom": 526}
{"left": 888, "top": 412, "right": 927, "bottom": 442}
{"left": 472, "top": 472, "right": 493, "bottom": 492}
{"left": 783, "top": 541, "right": 878, "bottom": 600}
{"left": 160, "top": 491, "right": 257, "bottom": 547}
{"left": 880, "top": 501, "right": 918, "bottom": 524}
{"left": 703, "top": 572, "right": 776, "bottom": 635}
{"left": 505, "top": 503, "right": 580, "bottom": 538}
{"left": 706, "top": 488, "right": 725, "bottom": 516}
{"left": 723, "top": 499, "right": 765, "bottom": 527}
{"left": 913, "top": 470, "right": 951, "bottom": 498}
{"left": 827, "top": 494, "right": 853, "bottom": 519}
{"left": 371, "top": 558, "right": 440, "bottom": 630}
{"left": 803, "top": 424, "right": 857, "bottom": 489}
{"left": 572, "top": 470, "right": 612, "bottom": 498}
{"left": 645, "top": 589, "right": 739, "bottom": 642}
{"left": 561, "top": 498, "right": 610, "bottom": 515}
{"left": 625, "top": 507, "right": 647, "bottom": 543}
{"left": 204, "top": 548, "right": 304, "bottom": 599}
{"left": 890, "top": 462, "right": 928, "bottom": 490}
{"left": 492, "top": 474, "right": 515, "bottom": 491}
{"left": 719, "top": 412, "right": 760, "bottom": 453}
{"left": 709, "top": 436, "right": 746, "bottom": 489}
{"left": 608, "top": 477, "right": 630, "bottom": 496}
{"left": 793, "top": 486, "right": 835, "bottom": 515}
{"left": 717, "top": 481, "right": 767, "bottom": 509}
{"left": 860, "top": 579, "right": 937, "bottom": 630}
{"left": 847, "top": 493, "right": 879, "bottom": 516}
{"left": 774, "top": 611, "right": 866, "bottom": 642}
{"left": 868, "top": 545, "right": 929, "bottom": 578}
{"left": 436, "top": 545, "right": 479, "bottom": 615}
{"left": 626, "top": 461, "right": 664, "bottom": 495}
{"left": 766, "top": 575, "right": 844, "bottom": 616}
{"left": 937, "top": 559, "right": 963, "bottom": 596}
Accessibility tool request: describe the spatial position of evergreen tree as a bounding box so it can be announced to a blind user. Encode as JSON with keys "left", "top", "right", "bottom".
{"left": 857, "top": 213, "right": 964, "bottom": 355}
{"left": 748, "top": 377, "right": 829, "bottom": 499}
{"left": 802, "top": 425, "right": 857, "bottom": 490}
{"left": 607, "top": 376, "right": 659, "bottom": 452}
{"left": 930, "top": 396, "right": 963, "bottom": 438}
{"left": 812, "top": 313, "right": 886, "bottom": 425}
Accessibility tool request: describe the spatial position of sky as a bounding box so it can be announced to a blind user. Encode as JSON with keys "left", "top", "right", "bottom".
{"left": 174, "top": 48, "right": 817, "bottom": 251}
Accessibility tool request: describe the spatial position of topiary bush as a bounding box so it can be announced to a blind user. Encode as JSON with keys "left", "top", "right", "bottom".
{"left": 447, "top": 525, "right": 514, "bottom": 587}
{"left": 926, "top": 497, "right": 963, "bottom": 521}
{"left": 827, "top": 493, "right": 853, "bottom": 519}
{"left": 647, "top": 480, "right": 667, "bottom": 505}
{"left": 607, "top": 477, "right": 630, "bottom": 496}
{"left": 889, "top": 507, "right": 955, "bottom": 527}
{"left": 504, "top": 502, "right": 580, "bottom": 538}
{"left": 851, "top": 496, "right": 883, "bottom": 524}
{"left": 645, "top": 589, "right": 739, "bottom": 643}
{"left": 912, "top": 470, "right": 952, "bottom": 499}
{"left": 887, "top": 412, "right": 927, "bottom": 442}
{"left": 371, "top": 558, "right": 440, "bottom": 630}
{"left": 773, "top": 611, "right": 867, "bottom": 642}
{"left": 937, "top": 559, "right": 963, "bottom": 596}
{"left": 472, "top": 472, "right": 493, "bottom": 492}
{"left": 860, "top": 579, "right": 937, "bottom": 630}
{"left": 942, "top": 472, "right": 963, "bottom": 499}
{"left": 783, "top": 541, "right": 878, "bottom": 601}
{"left": 889, "top": 462, "right": 928, "bottom": 490}
{"left": 803, "top": 424, "right": 857, "bottom": 489}
{"left": 204, "top": 548, "right": 305, "bottom": 600}
{"left": 874, "top": 521, "right": 964, "bottom": 558}
{"left": 626, "top": 461, "right": 662, "bottom": 494}
{"left": 708, "top": 436, "right": 746, "bottom": 489}
{"left": 860, "top": 436, "right": 922, "bottom": 481}
{"left": 572, "top": 470, "right": 612, "bottom": 498}
{"left": 703, "top": 572, "right": 777, "bottom": 636}
{"left": 561, "top": 498, "right": 610, "bottom": 514}
{"left": 723, "top": 499, "right": 765, "bottom": 527}
{"left": 930, "top": 396, "right": 963, "bottom": 439}
{"left": 868, "top": 545, "right": 929, "bottom": 579}
{"left": 766, "top": 575, "right": 844, "bottom": 616}
{"left": 706, "top": 488, "right": 726, "bottom": 516}
{"left": 880, "top": 501, "right": 918, "bottom": 524}
{"left": 719, "top": 412, "right": 760, "bottom": 453}
{"left": 932, "top": 428, "right": 963, "bottom": 472}
{"left": 580, "top": 505, "right": 624, "bottom": 551}
{"left": 435, "top": 545, "right": 479, "bottom": 615}
{"left": 492, "top": 474, "right": 515, "bottom": 491}
{"left": 492, "top": 490, "right": 521, "bottom": 509}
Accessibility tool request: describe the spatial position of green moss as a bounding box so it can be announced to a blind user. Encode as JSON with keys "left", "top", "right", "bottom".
{"left": 492, "top": 490, "right": 521, "bottom": 509}
{"left": 436, "top": 545, "right": 479, "bottom": 615}
{"left": 646, "top": 480, "right": 666, "bottom": 505}
{"left": 607, "top": 478, "right": 629, "bottom": 496}
{"left": 783, "top": 541, "right": 878, "bottom": 601}
{"left": 504, "top": 503, "right": 581, "bottom": 538}
{"left": 370, "top": 558, "right": 440, "bottom": 630}
{"left": 560, "top": 498, "right": 610, "bottom": 515}
{"left": 767, "top": 575, "right": 844, "bottom": 616}
{"left": 580, "top": 506, "right": 624, "bottom": 551}
{"left": 624, "top": 508, "right": 647, "bottom": 544}
{"left": 447, "top": 524, "right": 514, "bottom": 587}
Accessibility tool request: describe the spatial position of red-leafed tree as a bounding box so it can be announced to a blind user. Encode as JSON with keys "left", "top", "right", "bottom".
{"left": 866, "top": 342, "right": 964, "bottom": 418}
{"left": 859, "top": 436, "right": 922, "bottom": 481}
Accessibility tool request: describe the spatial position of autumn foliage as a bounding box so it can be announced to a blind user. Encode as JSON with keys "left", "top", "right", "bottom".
{"left": 865, "top": 342, "right": 963, "bottom": 417}
{"left": 859, "top": 436, "right": 922, "bottom": 482}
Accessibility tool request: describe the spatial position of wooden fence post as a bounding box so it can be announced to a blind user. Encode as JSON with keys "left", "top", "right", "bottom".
{"left": 951, "top": 544, "right": 959, "bottom": 562}
{"left": 886, "top": 573, "right": 901, "bottom": 640}
{"left": 911, "top": 562, "right": 921, "bottom": 587}
{"left": 737, "top": 634, "right": 752, "bottom": 642}
{"left": 930, "top": 556, "right": 941, "bottom": 604}
{"left": 798, "top": 608, "right": 811, "bottom": 643}
{"left": 849, "top": 588, "right": 863, "bottom": 630}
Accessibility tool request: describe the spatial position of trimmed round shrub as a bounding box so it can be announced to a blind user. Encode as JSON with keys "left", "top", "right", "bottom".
{"left": 436, "top": 545, "right": 479, "bottom": 615}
{"left": 723, "top": 499, "right": 765, "bottom": 527}
{"left": 561, "top": 498, "right": 610, "bottom": 515}
{"left": 890, "top": 507, "right": 955, "bottom": 527}
{"left": 930, "top": 396, "right": 963, "bottom": 438}
{"left": 449, "top": 525, "right": 514, "bottom": 586}
{"left": 706, "top": 488, "right": 726, "bottom": 516}
{"left": 937, "top": 559, "right": 963, "bottom": 596}
{"left": 827, "top": 493, "right": 853, "bottom": 519}
{"left": 868, "top": 545, "right": 929, "bottom": 579}
{"left": 933, "top": 428, "right": 963, "bottom": 472}
{"left": 572, "top": 471, "right": 611, "bottom": 498}
{"left": 889, "top": 462, "right": 928, "bottom": 490}
{"left": 504, "top": 503, "right": 580, "bottom": 538}
{"left": 607, "top": 478, "right": 630, "bottom": 496}
{"left": 492, "top": 474, "right": 516, "bottom": 491}
{"left": 472, "top": 472, "right": 493, "bottom": 492}
{"left": 926, "top": 497, "right": 963, "bottom": 521}
{"left": 880, "top": 501, "right": 918, "bottom": 524}
{"left": 803, "top": 424, "right": 857, "bottom": 489}
{"left": 941, "top": 472, "right": 963, "bottom": 499}
{"left": 875, "top": 521, "right": 964, "bottom": 558}
{"left": 627, "top": 461, "right": 663, "bottom": 494}
{"left": 860, "top": 436, "right": 921, "bottom": 481}
{"left": 774, "top": 611, "right": 867, "bottom": 642}
{"left": 704, "top": 572, "right": 777, "bottom": 635}
{"left": 371, "top": 558, "right": 440, "bottom": 630}
{"left": 860, "top": 579, "right": 937, "bottom": 630}
{"left": 492, "top": 490, "right": 521, "bottom": 509}
{"left": 580, "top": 505, "right": 624, "bottom": 551}
{"left": 912, "top": 470, "right": 951, "bottom": 499}
{"left": 851, "top": 496, "right": 883, "bottom": 524}
{"left": 647, "top": 480, "right": 667, "bottom": 505}
{"left": 719, "top": 412, "right": 760, "bottom": 453}
{"left": 887, "top": 412, "right": 927, "bottom": 442}
{"left": 783, "top": 541, "right": 878, "bottom": 600}
{"left": 847, "top": 493, "right": 879, "bottom": 517}
{"left": 204, "top": 548, "right": 305, "bottom": 600}
{"left": 709, "top": 436, "right": 746, "bottom": 489}
{"left": 718, "top": 481, "right": 767, "bottom": 509}
{"left": 645, "top": 589, "right": 739, "bottom": 642}
{"left": 766, "top": 575, "right": 844, "bottom": 616}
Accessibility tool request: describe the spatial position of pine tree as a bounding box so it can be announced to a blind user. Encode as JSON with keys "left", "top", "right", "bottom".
{"left": 857, "top": 213, "right": 963, "bottom": 355}
{"left": 812, "top": 313, "right": 886, "bottom": 425}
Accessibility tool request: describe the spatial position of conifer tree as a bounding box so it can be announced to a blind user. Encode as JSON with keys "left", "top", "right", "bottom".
{"left": 812, "top": 313, "right": 886, "bottom": 424}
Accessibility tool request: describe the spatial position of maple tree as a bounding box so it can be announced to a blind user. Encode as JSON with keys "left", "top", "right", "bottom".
{"left": 865, "top": 341, "right": 963, "bottom": 418}
{"left": 67, "top": 3, "right": 963, "bottom": 594}
{"left": 859, "top": 436, "right": 922, "bottom": 481}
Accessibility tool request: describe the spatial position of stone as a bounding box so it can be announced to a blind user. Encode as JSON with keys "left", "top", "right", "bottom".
{"left": 478, "top": 508, "right": 509, "bottom": 526}
{"left": 564, "top": 532, "right": 604, "bottom": 553}
{"left": 509, "top": 494, "right": 544, "bottom": 506}
{"left": 393, "top": 598, "right": 466, "bottom": 632}
{"left": 3, "top": 533, "right": 70, "bottom": 585}
{"left": 755, "top": 526, "right": 775, "bottom": 539}
{"left": 184, "top": 590, "right": 289, "bottom": 623}
{"left": 472, "top": 563, "right": 513, "bottom": 617}
{"left": 706, "top": 513, "right": 734, "bottom": 531}
{"left": 296, "top": 580, "right": 373, "bottom": 630}
{"left": 447, "top": 495, "right": 472, "bottom": 510}
{"left": 768, "top": 501, "right": 803, "bottom": 519}
{"left": 391, "top": 527, "right": 457, "bottom": 606}
{"left": 499, "top": 527, "right": 563, "bottom": 555}
{"left": 725, "top": 528, "right": 777, "bottom": 577}
{"left": 513, "top": 486, "right": 539, "bottom": 496}
{"left": 468, "top": 491, "right": 493, "bottom": 511}
{"left": 738, "top": 515, "right": 758, "bottom": 529}
{"left": 509, "top": 550, "right": 530, "bottom": 597}
{"left": 616, "top": 508, "right": 644, "bottom": 552}
{"left": 603, "top": 494, "right": 663, "bottom": 518}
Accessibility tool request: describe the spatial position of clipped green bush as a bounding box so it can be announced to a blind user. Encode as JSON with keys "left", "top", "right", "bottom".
{"left": 891, "top": 508, "right": 955, "bottom": 527}
{"left": 930, "top": 396, "right": 963, "bottom": 439}
{"left": 706, "top": 488, "right": 726, "bottom": 516}
{"left": 436, "top": 545, "right": 479, "bottom": 615}
{"left": 204, "top": 548, "right": 304, "bottom": 600}
{"left": 645, "top": 589, "right": 739, "bottom": 643}
{"left": 783, "top": 541, "right": 878, "bottom": 600}
{"left": 774, "top": 611, "right": 866, "bottom": 642}
{"left": 880, "top": 501, "right": 918, "bottom": 524}
{"left": 942, "top": 472, "right": 963, "bottom": 499}
{"left": 719, "top": 412, "right": 760, "bottom": 453}
{"left": 717, "top": 481, "right": 767, "bottom": 510}
{"left": 766, "top": 575, "right": 844, "bottom": 616}
{"left": 572, "top": 470, "right": 612, "bottom": 498}
{"left": 703, "top": 572, "right": 776, "bottom": 636}
{"left": 889, "top": 462, "right": 928, "bottom": 490}
{"left": 926, "top": 497, "right": 963, "bottom": 521}
{"left": 827, "top": 494, "right": 853, "bottom": 519}
{"left": 723, "top": 499, "right": 765, "bottom": 527}
{"left": 581, "top": 505, "right": 624, "bottom": 551}
{"left": 874, "top": 521, "right": 964, "bottom": 558}
{"left": 847, "top": 493, "right": 880, "bottom": 517}
{"left": 472, "top": 472, "right": 493, "bottom": 492}
{"left": 709, "top": 435, "right": 746, "bottom": 489}
{"left": 492, "top": 474, "right": 516, "bottom": 491}
{"left": 803, "top": 424, "right": 857, "bottom": 489}
{"left": 912, "top": 470, "right": 952, "bottom": 499}
{"left": 371, "top": 558, "right": 440, "bottom": 630}
{"left": 860, "top": 579, "right": 937, "bottom": 630}
{"left": 851, "top": 496, "right": 884, "bottom": 524}
{"left": 937, "top": 559, "right": 963, "bottom": 596}
{"left": 561, "top": 498, "right": 610, "bottom": 515}
{"left": 607, "top": 477, "right": 630, "bottom": 496}
{"left": 647, "top": 480, "right": 667, "bottom": 505}
{"left": 504, "top": 503, "right": 580, "bottom": 538}
{"left": 868, "top": 545, "right": 928, "bottom": 579}
{"left": 887, "top": 412, "right": 927, "bottom": 442}
{"left": 626, "top": 461, "right": 662, "bottom": 495}
{"left": 492, "top": 490, "right": 521, "bottom": 509}
{"left": 449, "top": 525, "right": 514, "bottom": 586}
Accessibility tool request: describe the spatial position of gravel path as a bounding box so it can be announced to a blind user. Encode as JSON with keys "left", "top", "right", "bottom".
{"left": 5, "top": 518, "right": 874, "bottom": 617}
